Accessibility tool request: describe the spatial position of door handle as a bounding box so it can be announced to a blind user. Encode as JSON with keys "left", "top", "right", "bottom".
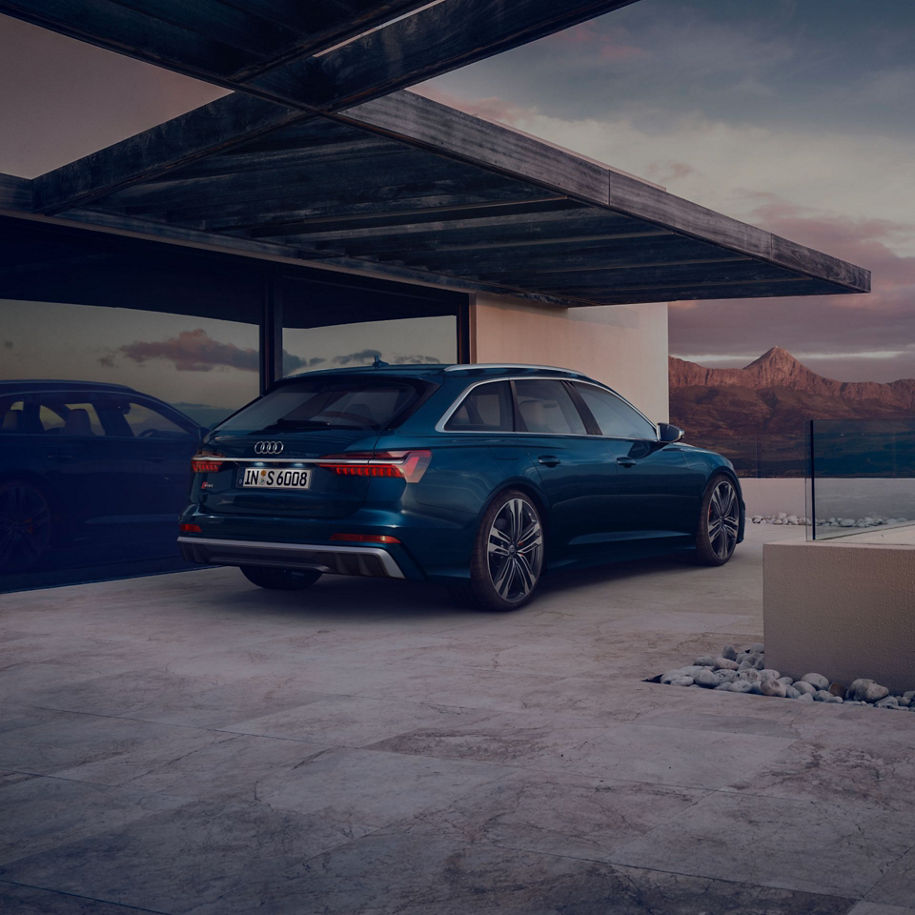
{"left": 616, "top": 456, "right": 637, "bottom": 467}
{"left": 537, "top": 455, "right": 561, "bottom": 467}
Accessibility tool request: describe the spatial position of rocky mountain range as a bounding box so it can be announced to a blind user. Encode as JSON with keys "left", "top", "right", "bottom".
{"left": 668, "top": 347, "right": 915, "bottom": 475}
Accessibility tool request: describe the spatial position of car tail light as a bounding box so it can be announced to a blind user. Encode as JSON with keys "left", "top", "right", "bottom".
{"left": 330, "top": 533, "right": 401, "bottom": 544}
{"left": 179, "top": 523, "right": 202, "bottom": 533}
{"left": 191, "top": 452, "right": 224, "bottom": 473}
{"left": 317, "top": 450, "right": 431, "bottom": 483}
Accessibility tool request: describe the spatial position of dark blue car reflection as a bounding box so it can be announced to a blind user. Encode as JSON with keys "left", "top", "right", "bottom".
{"left": 179, "top": 364, "right": 744, "bottom": 610}
{"left": 0, "top": 380, "right": 204, "bottom": 574}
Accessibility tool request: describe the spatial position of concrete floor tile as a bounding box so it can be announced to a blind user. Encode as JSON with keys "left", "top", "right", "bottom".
{"left": 378, "top": 768, "right": 712, "bottom": 861}
{"left": 850, "top": 904, "right": 915, "bottom": 915}
{"left": 255, "top": 747, "right": 514, "bottom": 828}
{"left": 370, "top": 717, "right": 796, "bottom": 788}
{"left": 0, "top": 712, "right": 199, "bottom": 775}
{"left": 723, "top": 729, "right": 915, "bottom": 813}
{"left": 0, "top": 774, "right": 183, "bottom": 865}
{"left": 54, "top": 730, "right": 330, "bottom": 798}
{"left": 0, "top": 882, "right": 163, "bottom": 914}
{"left": 0, "top": 703, "right": 86, "bottom": 737}
{"left": 367, "top": 664, "right": 571, "bottom": 712}
{"left": 612, "top": 791, "right": 915, "bottom": 897}
{"left": 0, "top": 799, "right": 376, "bottom": 915}
{"left": 223, "top": 694, "right": 494, "bottom": 747}
{"left": 639, "top": 705, "right": 802, "bottom": 739}
{"left": 185, "top": 831, "right": 855, "bottom": 915}
{"left": 25, "top": 667, "right": 329, "bottom": 729}
{"left": 863, "top": 844, "right": 915, "bottom": 908}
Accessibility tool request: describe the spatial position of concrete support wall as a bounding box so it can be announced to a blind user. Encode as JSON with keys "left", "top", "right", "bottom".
{"left": 469, "top": 295, "right": 669, "bottom": 422}
{"left": 764, "top": 538, "right": 915, "bottom": 692}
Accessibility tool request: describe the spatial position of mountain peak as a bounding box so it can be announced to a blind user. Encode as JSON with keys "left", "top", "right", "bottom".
{"left": 741, "top": 346, "right": 817, "bottom": 388}
{"left": 745, "top": 346, "right": 800, "bottom": 370}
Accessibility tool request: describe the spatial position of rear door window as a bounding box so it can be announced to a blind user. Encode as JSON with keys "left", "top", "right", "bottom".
{"left": 40, "top": 399, "right": 105, "bottom": 436}
{"left": 513, "top": 379, "right": 587, "bottom": 435}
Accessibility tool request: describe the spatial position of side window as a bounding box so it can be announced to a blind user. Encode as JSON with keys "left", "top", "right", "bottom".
{"left": 445, "top": 381, "right": 513, "bottom": 432}
{"left": 120, "top": 400, "right": 194, "bottom": 438}
{"left": 514, "top": 379, "right": 587, "bottom": 435}
{"left": 41, "top": 400, "right": 105, "bottom": 436}
{"left": 573, "top": 383, "right": 656, "bottom": 440}
{"left": 0, "top": 399, "right": 35, "bottom": 434}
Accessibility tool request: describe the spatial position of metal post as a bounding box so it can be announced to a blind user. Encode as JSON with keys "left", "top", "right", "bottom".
{"left": 259, "top": 273, "right": 283, "bottom": 394}
{"left": 808, "top": 419, "right": 817, "bottom": 540}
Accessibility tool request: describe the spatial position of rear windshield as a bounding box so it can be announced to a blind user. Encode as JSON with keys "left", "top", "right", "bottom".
{"left": 214, "top": 376, "right": 433, "bottom": 434}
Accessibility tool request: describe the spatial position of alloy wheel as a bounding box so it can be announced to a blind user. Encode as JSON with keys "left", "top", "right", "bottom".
{"left": 706, "top": 478, "right": 740, "bottom": 561}
{"left": 0, "top": 481, "right": 52, "bottom": 573}
{"left": 486, "top": 496, "right": 544, "bottom": 603}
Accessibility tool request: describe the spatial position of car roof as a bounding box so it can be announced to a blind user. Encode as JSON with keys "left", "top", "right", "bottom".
{"left": 0, "top": 379, "right": 139, "bottom": 394}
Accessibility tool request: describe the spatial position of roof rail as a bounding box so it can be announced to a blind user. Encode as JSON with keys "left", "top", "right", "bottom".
{"left": 444, "top": 363, "right": 583, "bottom": 375}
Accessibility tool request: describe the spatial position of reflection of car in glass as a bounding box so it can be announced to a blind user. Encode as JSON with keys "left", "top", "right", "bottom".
{"left": 179, "top": 364, "right": 744, "bottom": 610}
{"left": 0, "top": 380, "right": 204, "bottom": 573}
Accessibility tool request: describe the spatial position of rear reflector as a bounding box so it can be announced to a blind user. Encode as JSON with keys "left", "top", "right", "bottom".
{"left": 317, "top": 450, "right": 431, "bottom": 483}
{"left": 331, "top": 533, "right": 401, "bottom": 544}
{"left": 179, "top": 523, "right": 202, "bottom": 533}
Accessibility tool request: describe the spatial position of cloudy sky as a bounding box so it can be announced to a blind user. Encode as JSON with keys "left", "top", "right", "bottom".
{"left": 419, "top": 0, "right": 915, "bottom": 382}
{"left": 2, "top": 0, "right": 914, "bottom": 384}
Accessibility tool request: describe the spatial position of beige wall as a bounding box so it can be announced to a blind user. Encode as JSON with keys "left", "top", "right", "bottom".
{"left": 469, "top": 294, "right": 669, "bottom": 422}
{"left": 764, "top": 537, "right": 915, "bottom": 693}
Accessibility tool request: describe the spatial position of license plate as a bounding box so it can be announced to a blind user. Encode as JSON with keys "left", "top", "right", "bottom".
{"left": 241, "top": 467, "right": 311, "bottom": 490}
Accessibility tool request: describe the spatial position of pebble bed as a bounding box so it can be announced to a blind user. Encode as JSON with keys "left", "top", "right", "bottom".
{"left": 659, "top": 644, "right": 915, "bottom": 710}
{"left": 750, "top": 513, "right": 910, "bottom": 529}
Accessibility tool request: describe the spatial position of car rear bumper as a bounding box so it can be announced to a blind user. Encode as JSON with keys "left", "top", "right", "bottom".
{"left": 177, "top": 535, "right": 406, "bottom": 579}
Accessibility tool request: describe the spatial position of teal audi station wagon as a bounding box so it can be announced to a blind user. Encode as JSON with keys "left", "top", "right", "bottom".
{"left": 179, "top": 364, "right": 744, "bottom": 609}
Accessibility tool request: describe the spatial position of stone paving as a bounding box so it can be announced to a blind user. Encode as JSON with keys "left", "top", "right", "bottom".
{"left": 1, "top": 527, "right": 913, "bottom": 914}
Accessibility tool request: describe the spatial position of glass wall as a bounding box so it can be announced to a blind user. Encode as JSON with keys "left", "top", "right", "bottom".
{"left": 282, "top": 315, "right": 458, "bottom": 376}
{"left": 806, "top": 419, "right": 915, "bottom": 540}
{"left": 0, "top": 299, "right": 260, "bottom": 586}
{"left": 1, "top": 299, "right": 260, "bottom": 424}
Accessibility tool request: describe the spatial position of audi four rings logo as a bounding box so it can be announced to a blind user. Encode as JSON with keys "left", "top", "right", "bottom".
{"left": 254, "top": 441, "right": 284, "bottom": 455}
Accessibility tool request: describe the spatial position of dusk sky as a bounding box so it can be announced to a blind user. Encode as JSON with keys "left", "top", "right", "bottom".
{"left": 2, "top": 0, "right": 914, "bottom": 388}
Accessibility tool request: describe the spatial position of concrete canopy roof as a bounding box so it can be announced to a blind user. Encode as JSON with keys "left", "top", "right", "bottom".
{"left": 0, "top": 0, "right": 869, "bottom": 307}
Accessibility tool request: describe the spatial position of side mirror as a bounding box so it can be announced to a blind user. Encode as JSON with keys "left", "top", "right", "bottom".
{"left": 658, "top": 422, "right": 684, "bottom": 443}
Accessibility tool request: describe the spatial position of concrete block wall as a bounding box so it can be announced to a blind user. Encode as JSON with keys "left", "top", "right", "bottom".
{"left": 469, "top": 294, "right": 669, "bottom": 423}
{"left": 764, "top": 537, "right": 915, "bottom": 693}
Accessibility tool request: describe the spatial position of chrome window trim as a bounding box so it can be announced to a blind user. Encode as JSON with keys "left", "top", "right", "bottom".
{"left": 435, "top": 376, "right": 659, "bottom": 441}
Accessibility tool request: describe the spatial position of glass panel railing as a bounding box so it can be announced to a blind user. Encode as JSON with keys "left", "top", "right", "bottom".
{"left": 807, "top": 419, "right": 915, "bottom": 540}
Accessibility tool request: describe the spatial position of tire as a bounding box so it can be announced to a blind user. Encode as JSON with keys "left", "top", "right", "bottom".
{"left": 470, "top": 489, "right": 544, "bottom": 611}
{"left": 0, "top": 479, "right": 53, "bottom": 573}
{"left": 240, "top": 565, "right": 322, "bottom": 590}
{"left": 695, "top": 474, "right": 740, "bottom": 566}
